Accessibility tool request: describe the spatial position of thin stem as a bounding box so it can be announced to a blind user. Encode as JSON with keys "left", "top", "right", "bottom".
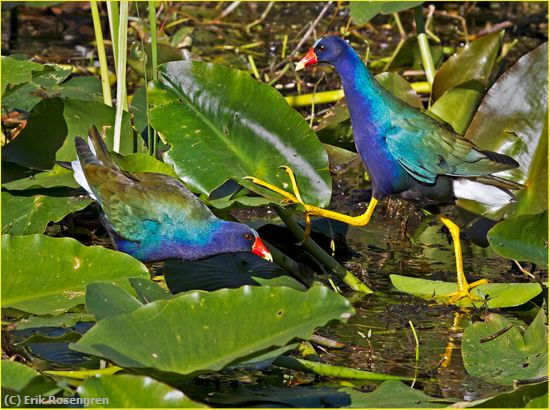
{"left": 415, "top": 5, "right": 435, "bottom": 87}
{"left": 273, "top": 356, "right": 414, "bottom": 381}
{"left": 113, "top": 1, "right": 128, "bottom": 153}
{"left": 148, "top": 0, "right": 158, "bottom": 156}
{"left": 106, "top": 1, "right": 119, "bottom": 70}
{"left": 275, "top": 207, "right": 373, "bottom": 294}
{"left": 408, "top": 320, "right": 420, "bottom": 388}
{"left": 90, "top": 0, "right": 112, "bottom": 106}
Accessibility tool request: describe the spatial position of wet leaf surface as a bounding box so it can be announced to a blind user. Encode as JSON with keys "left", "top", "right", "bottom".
{"left": 1, "top": 190, "right": 92, "bottom": 235}
{"left": 487, "top": 210, "right": 548, "bottom": 267}
{"left": 72, "top": 285, "right": 354, "bottom": 375}
{"left": 78, "top": 374, "right": 207, "bottom": 408}
{"left": 149, "top": 60, "right": 331, "bottom": 206}
{"left": 1, "top": 234, "right": 149, "bottom": 315}
{"left": 462, "top": 308, "right": 547, "bottom": 385}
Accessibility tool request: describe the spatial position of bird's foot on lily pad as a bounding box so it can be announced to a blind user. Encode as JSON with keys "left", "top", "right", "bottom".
{"left": 446, "top": 278, "right": 489, "bottom": 305}
{"left": 244, "top": 165, "right": 314, "bottom": 241}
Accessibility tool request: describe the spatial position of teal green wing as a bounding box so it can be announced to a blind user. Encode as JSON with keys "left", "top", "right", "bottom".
{"left": 83, "top": 166, "right": 214, "bottom": 241}
{"left": 385, "top": 116, "right": 518, "bottom": 184}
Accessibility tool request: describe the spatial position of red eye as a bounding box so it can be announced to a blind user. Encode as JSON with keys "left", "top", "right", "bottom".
{"left": 243, "top": 233, "right": 253, "bottom": 241}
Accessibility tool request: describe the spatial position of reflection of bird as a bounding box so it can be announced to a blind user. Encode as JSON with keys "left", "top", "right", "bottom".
{"left": 251, "top": 36, "right": 521, "bottom": 303}
{"left": 72, "top": 126, "right": 272, "bottom": 262}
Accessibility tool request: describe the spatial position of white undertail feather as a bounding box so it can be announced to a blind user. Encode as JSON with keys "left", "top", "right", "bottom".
{"left": 71, "top": 137, "right": 99, "bottom": 200}
{"left": 453, "top": 179, "right": 514, "bottom": 209}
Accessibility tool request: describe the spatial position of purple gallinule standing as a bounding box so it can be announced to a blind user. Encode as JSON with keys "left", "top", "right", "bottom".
{"left": 73, "top": 126, "right": 272, "bottom": 262}
{"left": 250, "top": 36, "right": 521, "bottom": 303}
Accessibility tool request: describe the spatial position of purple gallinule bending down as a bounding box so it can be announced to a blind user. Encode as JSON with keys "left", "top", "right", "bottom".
{"left": 72, "top": 126, "right": 272, "bottom": 262}
{"left": 250, "top": 36, "right": 522, "bottom": 303}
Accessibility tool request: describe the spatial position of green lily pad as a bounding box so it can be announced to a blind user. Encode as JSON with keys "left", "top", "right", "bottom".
{"left": 2, "top": 98, "right": 68, "bottom": 170}
{"left": 452, "top": 381, "right": 548, "bottom": 408}
{"left": 487, "top": 211, "right": 548, "bottom": 267}
{"left": 462, "top": 308, "right": 547, "bottom": 385}
{"left": 432, "top": 31, "right": 503, "bottom": 100}
{"left": 71, "top": 285, "right": 354, "bottom": 375}
{"left": 148, "top": 60, "right": 331, "bottom": 206}
{"left": 1, "top": 234, "right": 149, "bottom": 315}
{"left": 349, "top": 1, "right": 423, "bottom": 24}
{"left": 1, "top": 190, "right": 93, "bottom": 235}
{"left": 77, "top": 374, "right": 206, "bottom": 408}
{"left": 15, "top": 313, "right": 95, "bottom": 330}
{"left": 2, "top": 164, "right": 80, "bottom": 190}
{"left": 129, "top": 278, "right": 172, "bottom": 304}
{"left": 164, "top": 252, "right": 305, "bottom": 293}
{"left": 340, "top": 380, "right": 454, "bottom": 407}
{"left": 463, "top": 42, "right": 548, "bottom": 216}
{"left": 1, "top": 56, "right": 43, "bottom": 95}
{"left": 110, "top": 152, "right": 179, "bottom": 178}
{"left": 2, "top": 61, "right": 102, "bottom": 112}
{"left": 86, "top": 282, "right": 143, "bottom": 321}
{"left": 390, "top": 274, "right": 542, "bottom": 308}
{"left": 1, "top": 359, "right": 59, "bottom": 397}
{"left": 56, "top": 99, "right": 142, "bottom": 161}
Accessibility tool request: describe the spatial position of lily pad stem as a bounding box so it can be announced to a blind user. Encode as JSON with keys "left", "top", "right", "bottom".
{"left": 275, "top": 207, "right": 373, "bottom": 294}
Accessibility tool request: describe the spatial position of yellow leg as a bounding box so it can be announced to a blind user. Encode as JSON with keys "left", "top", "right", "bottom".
{"left": 245, "top": 166, "right": 378, "bottom": 232}
{"left": 438, "top": 215, "right": 489, "bottom": 304}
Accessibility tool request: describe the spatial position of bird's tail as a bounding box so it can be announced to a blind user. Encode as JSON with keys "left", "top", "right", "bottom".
{"left": 72, "top": 126, "right": 116, "bottom": 199}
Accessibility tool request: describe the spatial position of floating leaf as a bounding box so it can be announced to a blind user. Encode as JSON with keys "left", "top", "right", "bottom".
{"left": 71, "top": 285, "right": 354, "bottom": 375}
{"left": 15, "top": 313, "right": 95, "bottom": 330}
{"left": 462, "top": 308, "right": 547, "bottom": 385}
{"left": 129, "top": 278, "right": 172, "bottom": 304}
{"left": 432, "top": 31, "right": 503, "bottom": 100}
{"left": 2, "top": 98, "right": 68, "bottom": 170}
{"left": 1, "top": 56, "right": 43, "bottom": 95}
{"left": 2, "top": 164, "right": 80, "bottom": 190}
{"left": 390, "top": 275, "right": 542, "bottom": 308}
{"left": 148, "top": 60, "right": 331, "bottom": 206}
{"left": 349, "top": 1, "right": 423, "bottom": 24}
{"left": 487, "top": 211, "right": 548, "bottom": 267}
{"left": 1, "top": 360, "right": 59, "bottom": 397}
{"left": 86, "top": 282, "right": 143, "bottom": 321}
{"left": 452, "top": 381, "right": 548, "bottom": 408}
{"left": 1, "top": 234, "right": 149, "bottom": 315}
{"left": 340, "top": 381, "right": 454, "bottom": 408}
{"left": 77, "top": 375, "right": 206, "bottom": 408}
{"left": 464, "top": 42, "right": 548, "bottom": 191}
{"left": 164, "top": 253, "right": 305, "bottom": 293}
{"left": 110, "top": 152, "right": 179, "bottom": 178}
{"left": 1, "top": 190, "right": 92, "bottom": 235}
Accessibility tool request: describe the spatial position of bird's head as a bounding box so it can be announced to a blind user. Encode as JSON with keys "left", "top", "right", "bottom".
{"left": 295, "top": 36, "right": 349, "bottom": 70}
{"left": 219, "top": 223, "right": 273, "bottom": 262}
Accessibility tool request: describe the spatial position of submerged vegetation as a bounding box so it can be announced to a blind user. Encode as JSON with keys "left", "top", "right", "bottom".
{"left": 1, "top": 1, "right": 548, "bottom": 408}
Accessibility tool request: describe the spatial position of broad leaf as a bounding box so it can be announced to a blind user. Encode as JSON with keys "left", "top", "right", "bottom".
{"left": 462, "top": 308, "right": 547, "bottom": 385}
{"left": 1, "top": 360, "right": 59, "bottom": 397}
{"left": 452, "top": 381, "right": 548, "bottom": 408}
{"left": 464, "top": 42, "right": 548, "bottom": 207}
{"left": 432, "top": 31, "right": 503, "bottom": 100}
{"left": 487, "top": 211, "right": 548, "bottom": 267}
{"left": 148, "top": 60, "right": 331, "bottom": 206}
{"left": 390, "top": 275, "right": 542, "bottom": 308}
{"left": 1, "top": 234, "right": 149, "bottom": 315}
{"left": 71, "top": 285, "right": 354, "bottom": 375}
{"left": 350, "top": 1, "right": 423, "bottom": 24}
{"left": 110, "top": 152, "right": 179, "bottom": 178}
{"left": 15, "top": 313, "right": 95, "bottom": 330}
{"left": 2, "top": 164, "right": 80, "bottom": 190}
{"left": 2, "top": 190, "right": 92, "bottom": 235}
{"left": 2, "top": 98, "right": 68, "bottom": 170}
{"left": 77, "top": 375, "right": 206, "bottom": 408}
{"left": 129, "top": 278, "right": 172, "bottom": 304}
{"left": 1, "top": 56, "right": 43, "bottom": 95}
{"left": 86, "top": 282, "right": 143, "bottom": 321}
